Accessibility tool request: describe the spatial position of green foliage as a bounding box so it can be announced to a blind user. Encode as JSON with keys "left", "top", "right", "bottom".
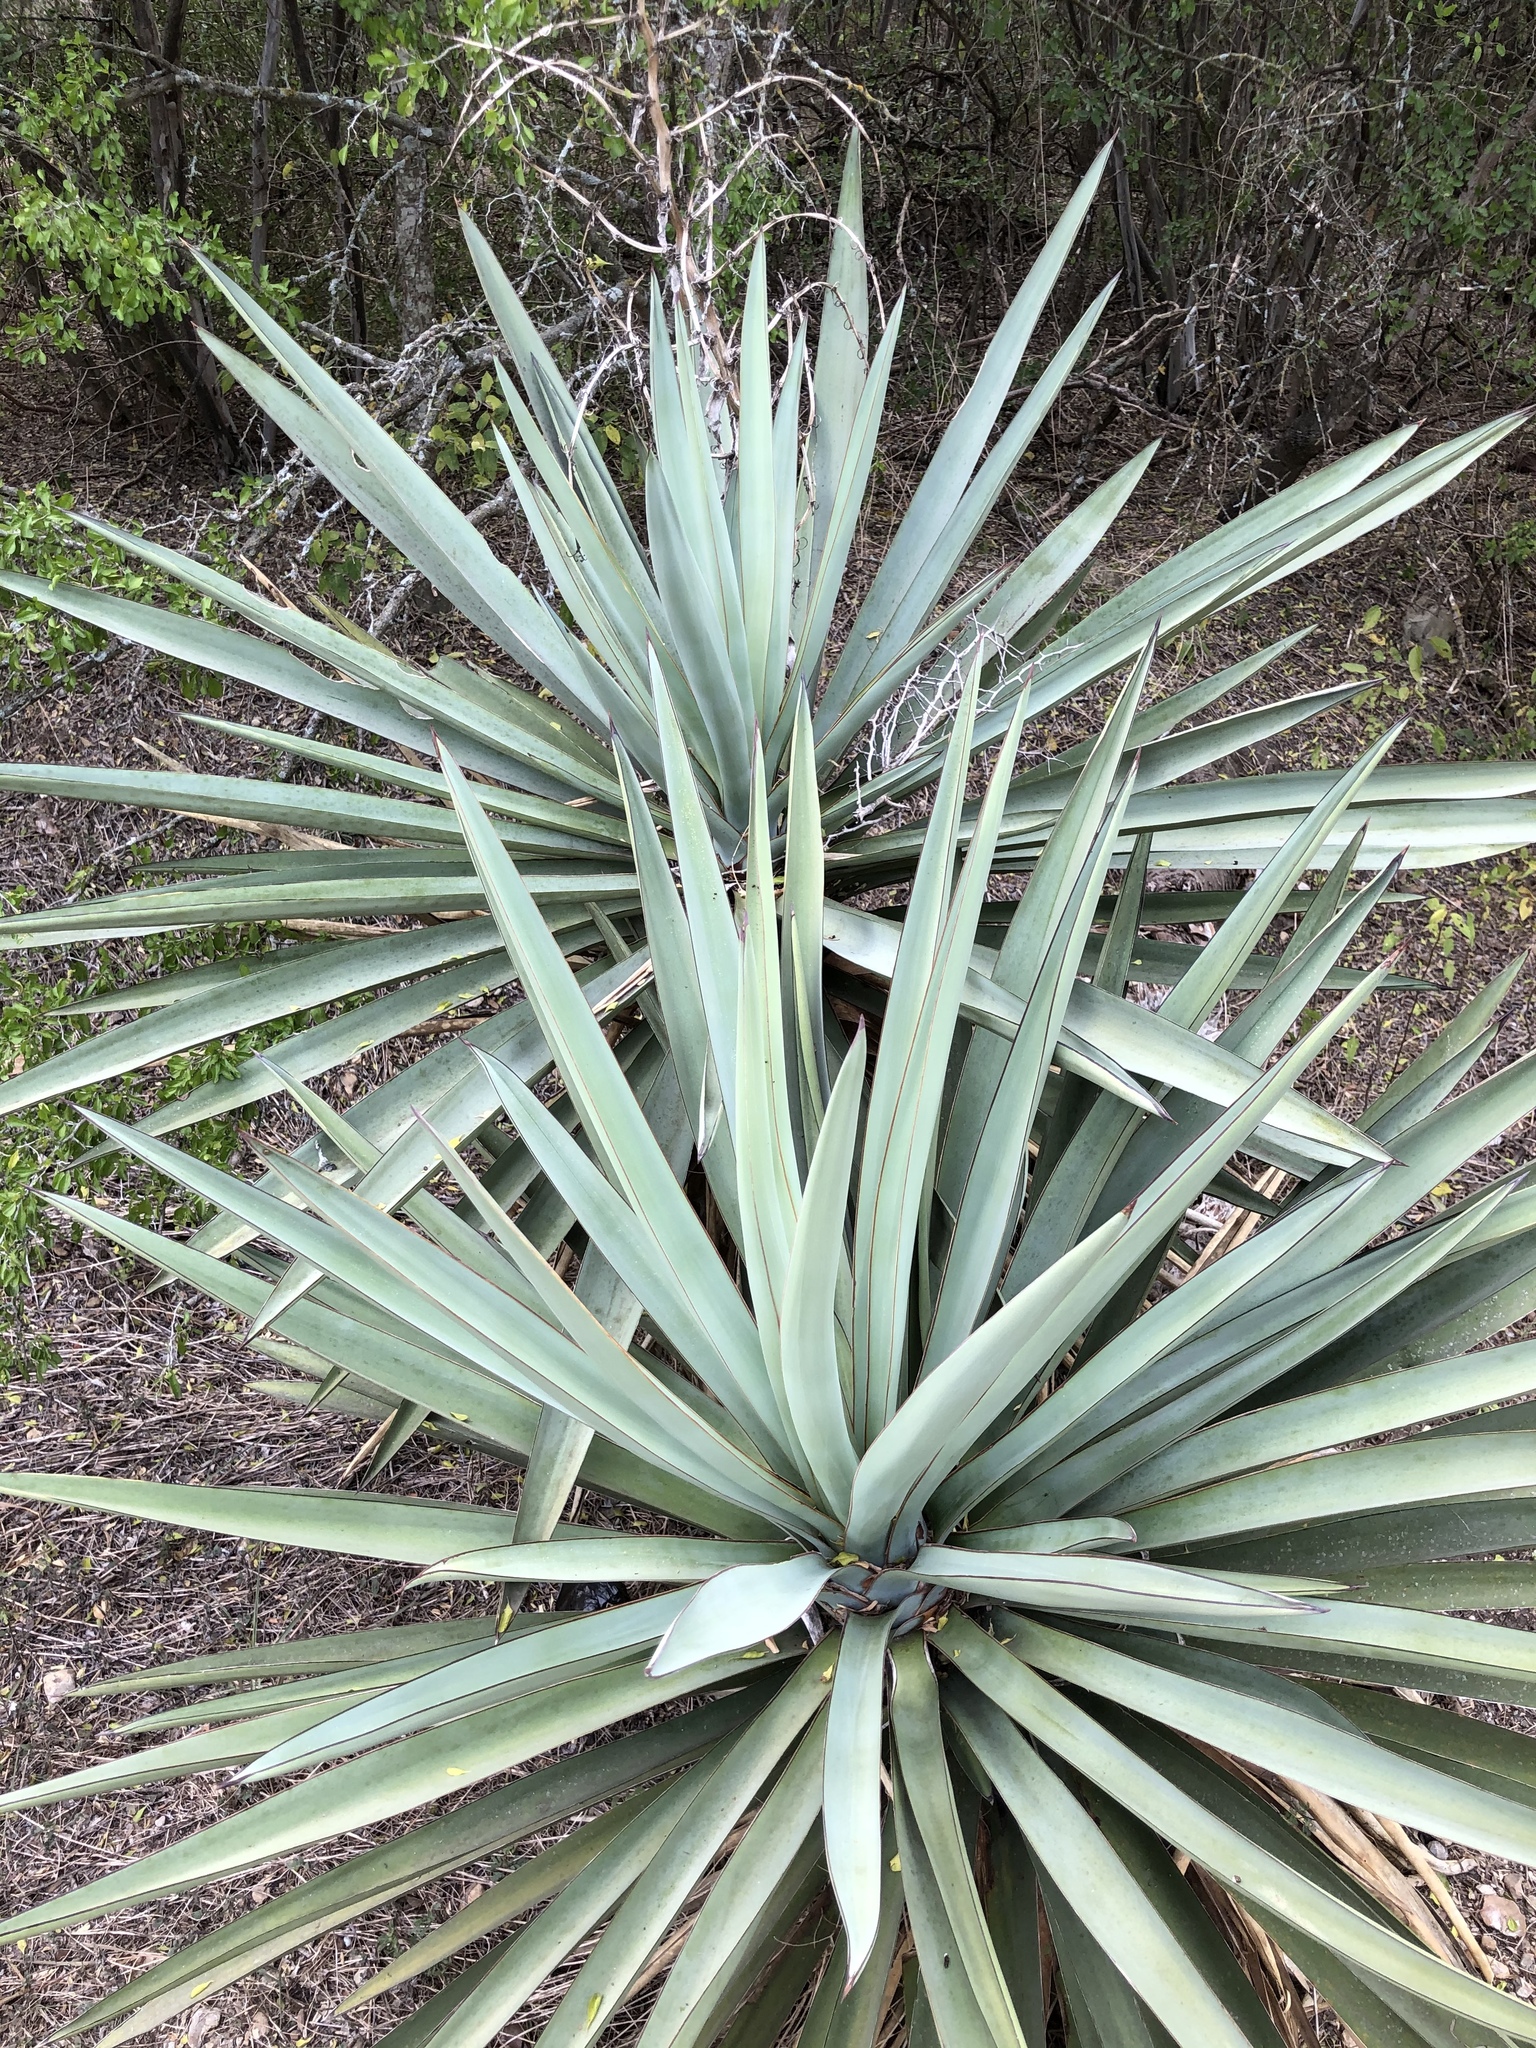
{"left": 0, "top": 483, "right": 250, "bottom": 698}
{"left": 1424, "top": 893, "right": 1477, "bottom": 984}
{"left": 427, "top": 371, "right": 511, "bottom": 486}
{"left": 2, "top": 35, "right": 193, "bottom": 356}
{"left": 4, "top": 144, "right": 1536, "bottom": 2046}
{"left": 306, "top": 517, "right": 382, "bottom": 605}
{"left": 1482, "top": 517, "right": 1536, "bottom": 572}
{"left": 346, "top": 0, "right": 548, "bottom": 144}
{"left": 0, "top": 32, "right": 295, "bottom": 365}
{"left": 825, "top": 0, "right": 1536, "bottom": 422}
{"left": 1391, "top": 0, "right": 1536, "bottom": 313}
{"left": 0, "top": 485, "right": 115, "bottom": 691}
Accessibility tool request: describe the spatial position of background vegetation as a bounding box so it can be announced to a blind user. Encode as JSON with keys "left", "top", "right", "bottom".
{"left": 5, "top": 1, "right": 1536, "bottom": 443}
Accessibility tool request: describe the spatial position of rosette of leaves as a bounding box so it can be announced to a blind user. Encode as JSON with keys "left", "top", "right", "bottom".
{"left": 7, "top": 134, "right": 1536, "bottom": 2048}
{"left": 10, "top": 672, "right": 1536, "bottom": 2047}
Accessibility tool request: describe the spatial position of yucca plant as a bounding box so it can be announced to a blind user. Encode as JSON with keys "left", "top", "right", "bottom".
{"left": 8, "top": 137, "right": 1536, "bottom": 2048}
{"left": 11, "top": 666, "right": 1536, "bottom": 2048}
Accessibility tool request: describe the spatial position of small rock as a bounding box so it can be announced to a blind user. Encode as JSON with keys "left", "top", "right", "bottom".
{"left": 1404, "top": 604, "right": 1455, "bottom": 655}
{"left": 186, "top": 2010, "right": 220, "bottom": 2048}
{"left": 1482, "top": 1894, "right": 1527, "bottom": 1940}
{"left": 1427, "top": 1839, "right": 1450, "bottom": 1862}
{"left": 1493, "top": 1958, "right": 1513, "bottom": 1982}
{"left": 40, "top": 1666, "right": 75, "bottom": 1704}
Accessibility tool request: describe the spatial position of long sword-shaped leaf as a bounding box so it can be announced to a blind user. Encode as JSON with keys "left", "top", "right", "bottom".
{"left": 935, "top": 1614, "right": 1536, "bottom": 2042}
{"left": 815, "top": 141, "right": 1111, "bottom": 734}
{"left": 806, "top": 131, "right": 869, "bottom": 602}
{"left": 0, "top": 569, "right": 595, "bottom": 800}
{"left": 74, "top": 1109, "right": 821, "bottom": 1533}
{"left": 1016, "top": 1189, "right": 1507, "bottom": 1524}
{"left": 186, "top": 711, "right": 632, "bottom": 846}
{"left": 738, "top": 240, "right": 779, "bottom": 724}
{"left": 857, "top": 964, "right": 1392, "bottom": 1554}
{"left": 47, "top": 1189, "right": 771, "bottom": 1538}
{"left": 852, "top": 671, "right": 1031, "bottom": 1442}
{"left": 823, "top": 1608, "right": 893, "bottom": 1987}
{"left": 0, "top": 1698, "right": 362, "bottom": 1817}
{"left": 417, "top": 1534, "right": 797, "bottom": 1584}
{"left": 949, "top": 1684, "right": 1253, "bottom": 2048}
{"left": 800, "top": 1811, "right": 905, "bottom": 2048}
{"left": 65, "top": 1694, "right": 763, "bottom": 2048}
{"left": 821, "top": 901, "right": 1388, "bottom": 1165}
{"left": 780, "top": 1024, "right": 866, "bottom": 1516}
{"left": 1134, "top": 1429, "right": 1536, "bottom": 1553}
{"left": 635, "top": 1713, "right": 828, "bottom": 2048}
{"left": 0, "top": 920, "right": 496, "bottom": 1115}
{"left": 535, "top": 1652, "right": 833, "bottom": 2048}
{"left": 376, "top": 1772, "right": 714, "bottom": 2048}
{"left": 793, "top": 297, "right": 906, "bottom": 697}
{"left": 340, "top": 1775, "right": 686, "bottom": 2015}
{"left": 0, "top": 757, "right": 467, "bottom": 844}
{"left": 651, "top": 660, "right": 743, "bottom": 1098}
{"left": 190, "top": 254, "right": 631, "bottom": 733}
{"left": 436, "top": 740, "right": 788, "bottom": 1453}
{"left": 889, "top": 1633, "right": 1025, "bottom": 2048}
{"left": 459, "top": 207, "right": 644, "bottom": 560}
{"left": 0, "top": 1470, "right": 525, "bottom": 1563}
{"left": 240, "top": 1590, "right": 698, "bottom": 1781}
{"left": 926, "top": 649, "right": 1147, "bottom": 1367}
{"left": 470, "top": 1050, "right": 788, "bottom": 1462}
{"left": 1102, "top": 1339, "right": 1536, "bottom": 1515}
{"left": 261, "top": 1143, "right": 823, "bottom": 1530}
{"left": 894, "top": 1775, "right": 997, "bottom": 2048}
{"left": 0, "top": 1642, "right": 806, "bottom": 1943}
{"left": 816, "top": 284, "right": 1116, "bottom": 764}
{"left": 735, "top": 741, "right": 807, "bottom": 1462}
{"left": 613, "top": 736, "right": 736, "bottom": 1209}
{"left": 1008, "top": 1615, "right": 1536, "bottom": 1866}
{"left": 917, "top": 1549, "right": 1312, "bottom": 1624}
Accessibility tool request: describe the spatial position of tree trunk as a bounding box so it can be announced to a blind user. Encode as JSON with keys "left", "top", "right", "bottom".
{"left": 393, "top": 134, "right": 435, "bottom": 340}
{"left": 327, "top": 0, "right": 368, "bottom": 344}
{"left": 250, "top": 0, "right": 283, "bottom": 286}
{"left": 251, "top": 0, "right": 283, "bottom": 459}
{"left": 283, "top": 0, "right": 367, "bottom": 343}
{"left": 126, "top": 0, "right": 241, "bottom": 463}
{"left": 129, "top": 0, "right": 187, "bottom": 210}
{"left": 1110, "top": 136, "right": 1145, "bottom": 318}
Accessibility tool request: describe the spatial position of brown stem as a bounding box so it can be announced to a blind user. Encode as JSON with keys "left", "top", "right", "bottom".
{"left": 1280, "top": 1779, "right": 1463, "bottom": 1969}
{"left": 1360, "top": 1807, "right": 1494, "bottom": 1984}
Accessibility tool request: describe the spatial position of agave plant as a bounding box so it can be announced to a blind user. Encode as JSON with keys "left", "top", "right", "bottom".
{"left": 10, "top": 670, "right": 1536, "bottom": 2047}
{"left": 8, "top": 137, "right": 1536, "bottom": 2048}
